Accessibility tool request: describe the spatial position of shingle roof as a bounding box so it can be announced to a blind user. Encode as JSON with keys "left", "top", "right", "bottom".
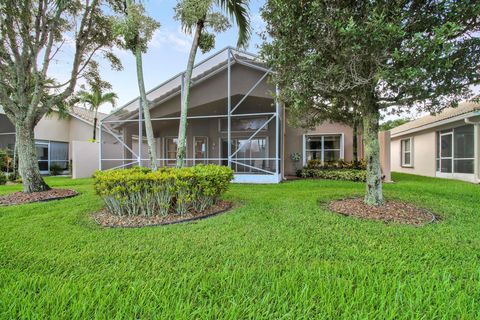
{"left": 69, "top": 106, "right": 108, "bottom": 125}
{"left": 1, "top": 105, "right": 106, "bottom": 127}
{"left": 390, "top": 101, "right": 480, "bottom": 136}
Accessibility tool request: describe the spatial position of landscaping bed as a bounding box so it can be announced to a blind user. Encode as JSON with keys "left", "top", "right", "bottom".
{"left": 329, "top": 198, "right": 436, "bottom": 225}
{"left": 0, "top": 188, "right": 78, "bottom": 206}
{"left": 93, "top": 200, "right": 233, "bottom": 228}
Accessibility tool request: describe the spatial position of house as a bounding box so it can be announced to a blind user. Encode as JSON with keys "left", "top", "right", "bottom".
{"left": 390, "top": 101, "right": 480, "bottom": 183}
{"left": 100, "top": 47, "right": 390, "bottom": 183}
{"left": 0, "top": 106, "right": 132, "bottom": 177}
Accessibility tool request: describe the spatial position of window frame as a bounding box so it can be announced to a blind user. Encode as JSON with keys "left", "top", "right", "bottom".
{"left": 193, "top": 136, "right": 208, "bottom": 165}
{"left": 302, "top": 133, "right": 345, "bottom": 166}
{"left": 400, "top": 137, "right": 414, "bottom": 168}
{"left": 164, "top": 137, "right": 181, "bottom": 167}
{"left": 35, "top": 140, "right": 69, "bottom": 174}
{"left": 436, "top": 125, "right": 475, "bottom": 175}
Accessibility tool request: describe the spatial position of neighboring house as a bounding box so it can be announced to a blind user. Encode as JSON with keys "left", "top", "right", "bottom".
{"left": 0, "top": 106, "right": 128, "bottom": 177}
{"left": 390, "top": 102, "right": 480, "bottom": 183}
{"left": 100, "top": 47, "right": 388, "bottom": 183}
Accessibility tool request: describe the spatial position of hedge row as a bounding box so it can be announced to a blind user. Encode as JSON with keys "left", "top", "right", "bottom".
{"left": 93, "top": 165, "right": 234, "bottom": 216}
{"left": 298, "top": 169, "right": 367, "bottom": 182}
{"left": 305, "top": 159, "right": 366, "bottom": 170}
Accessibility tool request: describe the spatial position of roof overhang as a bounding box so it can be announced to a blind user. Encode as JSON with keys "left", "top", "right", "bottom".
{"left": 391, "top": 110, "right": 480, "bottom": 138}
{"left": 102, "top": 47, "right": 271, "bottom": 126}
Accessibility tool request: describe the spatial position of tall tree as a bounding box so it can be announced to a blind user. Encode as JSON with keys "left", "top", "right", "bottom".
{"left": 262, "top": 0, "right": 480, "bottom": 205}
{"left": 0, "top": 0, "right": 121, "bottom": 193}
{"left": 76, "top": 81, "right": 118, "bottom": 141}
{"left": 113, "top": 0, "right": 160, "bottom": 171}
{"left": 174, "top": 0, "right": 251, "bottom": 167}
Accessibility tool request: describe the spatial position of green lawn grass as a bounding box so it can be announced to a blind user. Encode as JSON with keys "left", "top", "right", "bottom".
{"left": 0, "top": 173, "right": 479, "bottom": 319}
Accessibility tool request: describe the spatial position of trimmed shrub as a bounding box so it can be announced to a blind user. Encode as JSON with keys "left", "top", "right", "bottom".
{"left": 93, "top": 165, "right": 234, "bottom": 216}
{"left": 0, "top": 172, "right": 6, "bottom": 185}
{"left": 298, "top": 169, "right": 367, "bottom": 182}
{"left": 306, "top": 159, "right": 366, "bottom": 170}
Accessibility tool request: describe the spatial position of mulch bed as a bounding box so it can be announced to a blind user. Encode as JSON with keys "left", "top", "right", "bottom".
{"left": 92, "top": 201, "right": 233, "bottom": 228}
{"left": 0, "top": 189, "right": 78, "bottom": 206}
{"left": 329, "top": 198, "right": 436, "bottom": 226}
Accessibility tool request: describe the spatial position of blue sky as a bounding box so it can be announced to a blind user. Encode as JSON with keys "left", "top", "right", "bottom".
{"left": 74, "top": 0, "right": 267, "bottom": 112}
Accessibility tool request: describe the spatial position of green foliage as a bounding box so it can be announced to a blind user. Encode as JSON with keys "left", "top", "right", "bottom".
{"left": 112, "top": 2, "right": 160, "bottom": 53}
{"left": 262, "top": 0, "right": 480, "bottom": 204}
{"left": 0, "top": 172, "right": 6, "bottom": 185}
{"left": 298, "top": 168, "right": 367, "bottom": 182}
{"left": 0, "top": 148, "right": 13, "bottom": 172}
{"left": 49, "top": 163, "right": 64, "bottom": 176}
{"left": 299, "top": 160, "right": 367, "bottom": 181}
{"left": 290, "top": 152, "right": 301, "bottom": 162}
{"left": 2, "top": 174, "right": 479, "bottom": 318}
{"left": 306, "top": 160, "right": 366, "bottom": 170}
{"left": 262, "top": 1, "right": 480, "bottom": 118}
{"left": 93, "top": 165, "right": 234, "bottom": 216}
{"left": 198, "top": 32, "right": 216, "bottom": 53}
{"left": 174, "top": 0, "right": 249, "bottom": 49}
{"left": 380, "top": 118, "right": 410, "bottom": 131}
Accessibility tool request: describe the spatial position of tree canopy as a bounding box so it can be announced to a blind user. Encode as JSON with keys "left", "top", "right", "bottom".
{"left": 0, "top": 0, "right": 121, "bottom": 192}
{"left": 262, "top": 0, "right": 480, "bottom": 205}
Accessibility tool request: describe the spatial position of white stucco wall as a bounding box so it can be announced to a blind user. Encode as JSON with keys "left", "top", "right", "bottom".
{"left": 391, "top": 131, "right": 437, "bottom": 178}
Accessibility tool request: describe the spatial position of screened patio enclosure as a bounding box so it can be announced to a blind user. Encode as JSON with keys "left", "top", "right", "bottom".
{"left": 99, "top": 47, "right": 282, "bottom": 183}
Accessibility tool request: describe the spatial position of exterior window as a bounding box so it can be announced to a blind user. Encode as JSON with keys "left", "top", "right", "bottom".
{"left": 165, "top": 137, "right": 179, "bottom": 166}
{"left": 401, "top": 138, "right": 413, "bottom": 167}
{"left": 436, "top": 125, "right": 474, "bottom": 174}
{"left": 193, "top": 137, "right": 208, "bottom": 164}
{"left": 50, "top": 142, "right": 69, "bottom": 171}
{"left": 304, "top": 134, "right": 343, "bottom": 164}
{"left": 35, "top": 141, "right": 69, "bottom": 173}
{"left": 220, "top": 117, "right": 268, "bottom": 132}
{"left": 0, "top": 133, "right": 15, "bottom": 150}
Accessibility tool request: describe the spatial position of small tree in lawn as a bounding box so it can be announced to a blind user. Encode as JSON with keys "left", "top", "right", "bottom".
{"left": 76, "top": 80, "right": 118, "bottom": 142}
{"left": 174, "top": 0, "right": 251, "bottom": 167}
{"left": 262, "top": 1, "right": 480, "bottom": 205}
{"left": 0, "top": 0, "right": 121, "bottom": 193}
{"left": 113, "top": 0, "right": 160, "bottom": 171}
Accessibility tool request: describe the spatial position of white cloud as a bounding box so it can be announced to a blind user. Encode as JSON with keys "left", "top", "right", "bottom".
{"left": 151, "top": 28, "right": 192, "bottom": 53}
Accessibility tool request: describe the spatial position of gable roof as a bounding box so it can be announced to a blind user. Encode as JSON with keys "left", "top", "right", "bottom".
{"left": 391, "top": 101, "right": 480, "bottom": 137}
{"left": 104, "top": 47, "right": 268, "bottom": 123}
{"left": 1, "top": 104, "right": 107, "bottom": 128}
{"left": 69, "top": 106, "right": 108, "bottom": 125}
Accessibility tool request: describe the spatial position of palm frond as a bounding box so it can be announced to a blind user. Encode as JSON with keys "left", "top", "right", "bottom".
{"left": 216, "top": 0, "right": 251, "bottom": 48}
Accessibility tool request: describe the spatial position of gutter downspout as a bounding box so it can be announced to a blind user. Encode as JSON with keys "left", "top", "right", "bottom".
{"left": 464, "top": 111, "right": 480, "bottom": 183}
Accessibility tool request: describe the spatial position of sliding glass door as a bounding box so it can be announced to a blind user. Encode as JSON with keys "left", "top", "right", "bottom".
{"left": 221, "top": 138, "right": 268, "bottom": 173}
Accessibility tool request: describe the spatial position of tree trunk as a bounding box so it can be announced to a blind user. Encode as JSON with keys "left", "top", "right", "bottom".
{"left": 92, "top": 116, "right": 97, "bottom": 141}
{"left": 353, "top": 119, "right": 358, "bottom": 165}
{"left": 134, "top": 47, "right": 158, "bottom": 171}
{"left": 362, "top": 104, "right": 383, "bottom": 206}
{"left": 15, "top": 122, "right": 50, "bottom": 193}
{"left": 176, "top": 20, "right": 204, "bottom": 168}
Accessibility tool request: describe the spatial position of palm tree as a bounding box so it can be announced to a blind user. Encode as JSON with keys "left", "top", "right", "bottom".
{"left": 113, "top": 0, "right": 160, "bottom": 171}
{"left": 175, "top": 0, "right": 251, "bottom": 167}
{"left": 77, "top": 88, "right": 118, "bottom": 141}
